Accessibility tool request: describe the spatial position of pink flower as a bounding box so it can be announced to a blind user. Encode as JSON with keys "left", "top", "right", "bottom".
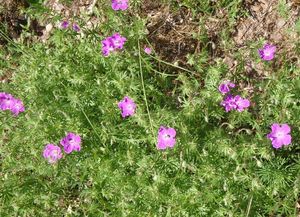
{"left": 157, "top": 126, "right": 176, "bottom": 150}
{"left": 258, "top": 44, "right": 276, "bottom": 61}
{"left": 267, "top": 124, "right": 292, "bottom": 149}
{"left": 144, "top": 47, "right": 152, "bottom": 54}
{"left": 218, "top": 81, "right": 235, "bottom": 94}
{"left": 0, "top": 92, "right": 25, "bottom": 116}
{"left": 60, "top": 21, "right": 69, "bottom": 29}
{"left": 72, "top": 23, "right": 80, "bottom": 32}
{"left": 111, "top": 0, "right": 128, "bottom": 11}
{"left": 102, "top": 33, "right": 127, "bottom": 56}
{"left": 102, "top": 37, "right": 115, "bottom": 56}
{"left": 60, "top": 133, "right": 82, "bottom": 154}
{"left": 221, "top": 95, "right": 250, "bottom": 112}
{"left": 221, "top": 94, "right": 237, "bottom": 112}
{"left": 43, "top": 144, "right": 63, "bottom": 164}
{"left": 111, "top": 33, "right": 127, "bottom": 49}
{"left": 234, "top": 95, "right": 250, "bottom": 112}
{"left": 118, "top": 96, "right": 136, "bottom": 118}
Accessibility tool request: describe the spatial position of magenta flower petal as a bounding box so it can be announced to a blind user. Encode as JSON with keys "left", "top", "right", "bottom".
{"left": 282, "top": 134, "right": 292, "bottom": 146}
{"left": 221, "top": 94, "right": 250, "bottom": 112}
{"left": 281, "top": 124, "right": 291, "bottom": 134}
{"left": 167, "top": 128, "right": 176, "bottom": 137}
{"left": 102, "top": 37, "right": 115, "bottom": 56}
{"left": 271, "top": 123, "right": 280, "bottom": 132}
{"left": 271, "top": 138, "right": 283, "bottom": 149}
{"left": 157, "top": 141, "right": 167, "bottom": 150}
{"left": 219, "top": 84, "right": 230, "bottom": 94}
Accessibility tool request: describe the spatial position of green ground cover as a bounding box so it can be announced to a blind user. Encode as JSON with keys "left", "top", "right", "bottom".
{"left": 0, "top": 0, "right": 300, "bottom": 216}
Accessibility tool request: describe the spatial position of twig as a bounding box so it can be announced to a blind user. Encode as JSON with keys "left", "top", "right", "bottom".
{"left": 138, "top": 39, "right": 155, "bottom": 137}
{"left": 141, "top": 57, "right": 177, "bottom": 77}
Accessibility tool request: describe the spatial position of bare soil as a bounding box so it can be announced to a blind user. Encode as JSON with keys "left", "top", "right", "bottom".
{"left": 141, "top": 0, "right": 200, "bottom": 66}
{"left": 0, "top": 0, "right": 29, "bottom": 42}
{"left": 226, "top": 0, "right": 300, "bottom": 79}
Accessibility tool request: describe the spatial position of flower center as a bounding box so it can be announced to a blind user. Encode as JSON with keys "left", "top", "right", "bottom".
{"left": 163, "top": 134, "right": 171, "bottom": 140}
{"left": 126, "top": 104, "right": 134, "bottom": 111}
{"left": 275, "top": 131, "right": 284, "bottom": 138}
{"left": 52, "top": 150, "right": 58, "bottom": 157}
{"left": 68, "top": 138, "right": 76, "bottom": 145}
{"left": 264, "top": 50, "right": 271, "bottom": 56}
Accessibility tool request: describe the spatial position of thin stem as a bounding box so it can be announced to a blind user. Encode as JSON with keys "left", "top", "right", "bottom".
{"left": 81, "top": 107, "right": 102, "bottom": 143}
{"left": 149, "top": 54, "right": 195, "bottom": 74}
{"left": 125, "top": 49, "right": 177, "bottom": 77}
{"left": 138, "top": 39, "right": 154, "bottom": 137}
{"left": 246, "top": 195, "right": 253, "bottom": 217}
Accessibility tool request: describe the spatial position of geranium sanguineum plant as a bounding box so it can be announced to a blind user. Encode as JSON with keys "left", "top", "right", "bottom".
{"left": 111, "top": 0, "right": 128, "bottom": 11}
{"left": 157, "top": 126, "right": 176, "bottom": 150}
{"left": 43, "top": 144, "right": 63, "bottom": 164}
{"left": 118, "top": 96, "right": 136, "bottom": 118}
{"left": 267, "top": 123, "right": 292, "bottom": 149}
{"left": 258, "top": 43, "right": 276, "bottom": 61}
{"left": 60, "top": 133, "right": 82, "bottom": 154}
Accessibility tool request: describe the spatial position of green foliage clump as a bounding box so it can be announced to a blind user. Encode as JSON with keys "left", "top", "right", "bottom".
{"left": 0, "top": 0, "right": 299, "bottom": 216}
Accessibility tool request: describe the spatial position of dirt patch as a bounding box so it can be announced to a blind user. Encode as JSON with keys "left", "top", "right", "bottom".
{"left": 0, "top": 69, "right": 13, "bottom": 83}
{"left": 0, "top": 0, "right": 47, "bottom": 46}
{"left": 141, "top": 0, "right": 200, "bottom": 66}
{"left": 45, "top": 0, "right": 96, "bottom": 16}
{"left": 225, "top": 0, "right": 300, "bottom": 79}
{"left": 43, "top": 0, "right": 100, "bottom": 40}
{"left": 204, "top": 8, "right": 229, "bottom": 60}
{"left": 0, "top": 0, "right": 29, "bottom": 43}
{"left": 234, "top": 0, "right": 299, "bottom": 45}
